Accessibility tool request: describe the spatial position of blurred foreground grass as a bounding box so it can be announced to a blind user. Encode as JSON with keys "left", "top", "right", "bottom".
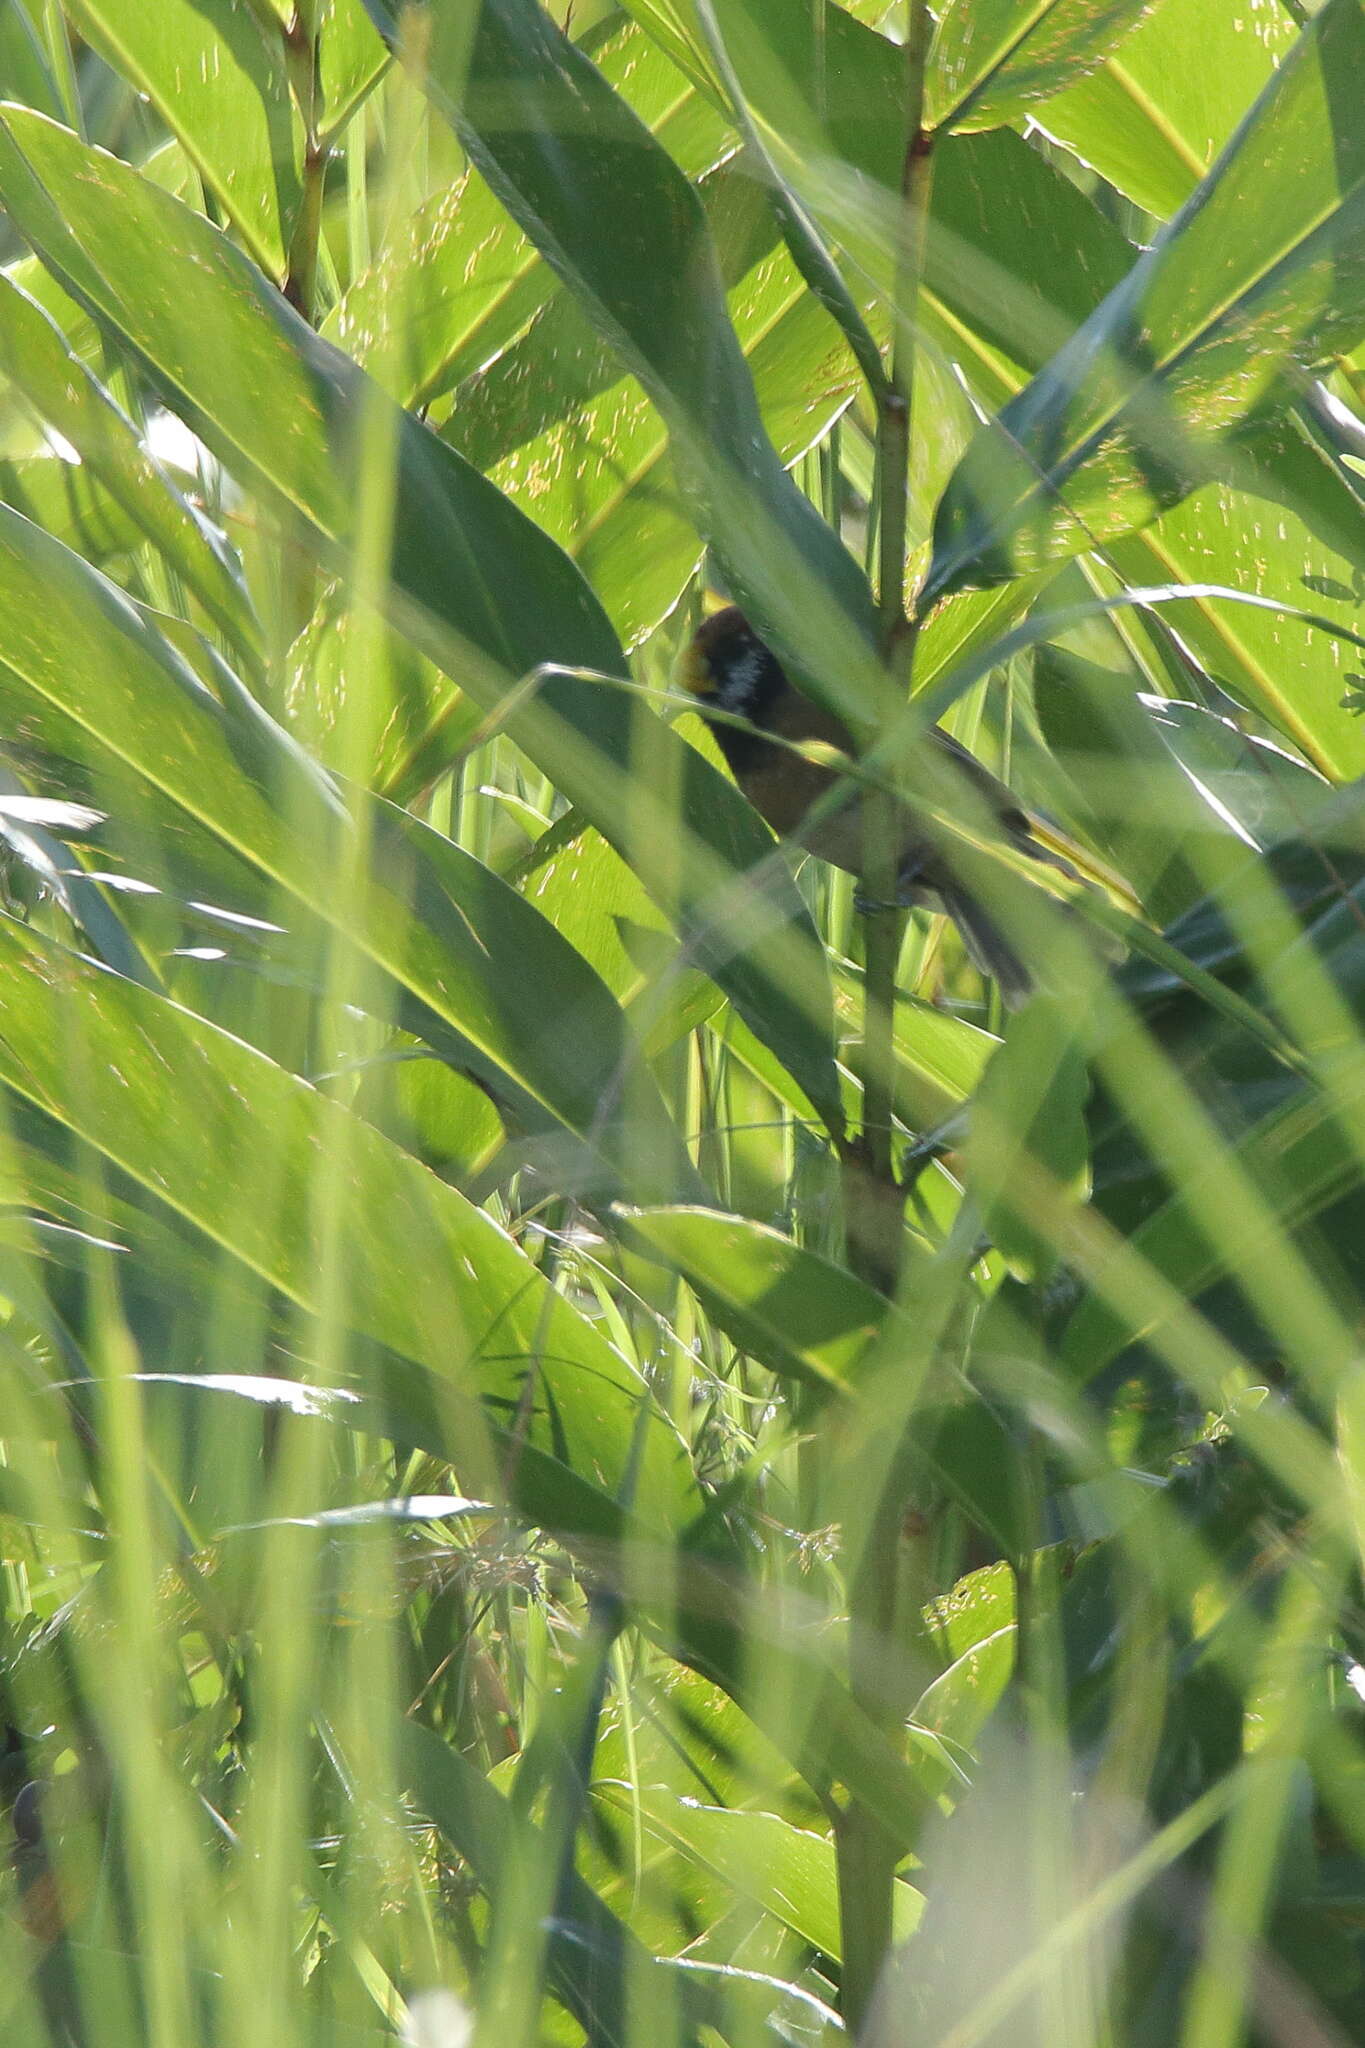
{"left": 2, "top": 1, "right": 1365, "bottom": 2045}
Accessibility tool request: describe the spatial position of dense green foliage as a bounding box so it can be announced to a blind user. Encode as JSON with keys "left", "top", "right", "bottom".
{"left": 0, "top": 1, "right": 1364, "bottom": 2044}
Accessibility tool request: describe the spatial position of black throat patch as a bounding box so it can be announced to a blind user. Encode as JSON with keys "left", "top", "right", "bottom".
{"left": 700, "top": 628, "right": 790, "bottom": 780}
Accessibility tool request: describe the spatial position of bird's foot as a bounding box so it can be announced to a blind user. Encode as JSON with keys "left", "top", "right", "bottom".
{"left": 852, "top": 890, "right": 902, "bottom": 916}
{"left": 900, "top": 1109, "right": 968, "bottom": 1188}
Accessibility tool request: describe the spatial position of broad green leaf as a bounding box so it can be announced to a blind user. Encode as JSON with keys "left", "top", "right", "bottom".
{"left": 594, "top": 1783, "right": 854, "bottom": 1955}
{"left": 0, "top": 136, "right": 200, "bottom": 418}
{"left": 1031, "top": 643, "right": 1286, "bottom": 925}
{"left": 507, "top": 823, "right": 677, "bottom": 1005}
{"left": 355, "top": 1034, "right": 505, "bottom": 1180}
{"left": 929, "top": 1558, "right": 1017, "bottom": 1660}
{"left": 446, "top": 218, "right": 866, "bottom": 645}
{"left": 63, "top": 0, "right": 304, "bottom": 277}
{"left": 0, "top": 756, "right": 150, "bottom": 984}
{"left": 379, "top": 805, "right": 715, "bottom": 1202}
{"left": 831, "top": 967, "right": 999, "bottom": 1128}
{"left": 618, "top": 1204, "right": 904, "bottom": 1397}
{"left": 914, "top": 1624, "right": 1015, "bottom": 1751}
{"left": 363, "top": 0, "right": 885, "bottom": 732}
{"left": 594, "top": 1662, "right": 815, "bottom": 1819}
{"left": 667, "top": 0, "right": 1135, "bottom": 377}
{"left": 0, "top": 105, "right": 844, "bottom": 1128}
{"left": 326, "top": 18, "right": 731, "bottom": 411}
{"left": 0, "top": 5, "right": 61, "bottom": 121}
{"left": 914, "top": 576, "right": 1053, "bottom": 699}
{"left": 398, "top": 1719, "right": 720, "bottom": 2048}
{"left": 926, "top": 0, "right": 1365, "bottom": 602}
{"left": 0, "top": 274, "right": 254, "bottom": 653}
{"left": 652, "top": 1602, "right": 938, "bottom": 1849}
{"left": 610, "top": 0, "right": 727, "bottom": 101}
{"left": 595, "top": 1559, "right": 941, "bottom": 1871}
{"left": 327, "top": 162, "right": 552, "bottom": 410}
{"left": 1034, "top": 0, "right": 1297, "bottom": 220}
{"left": 317, "top": 0, "right": 388, "bottom": 139}
{"left": 0, "top": 450, "right": 142, "bottom": 559}
{"left": 925, "top": 0, "right": 1156, "bottom": 136}
{"left": 0, "top": 499, "right": 703, "bottom": 1204}
{"left": 1064, "top": 1054, "right": 1365, "bottom": 1391}
{"left": 282, "top": 587, "right": 486, "bottom": 802}
{"left": 0, "top": 917, "right": 703, "bottom": 1544}
{"left": 1108, "top": 469, "right": 1365, "bottom": 781}
{"left": 431, "top": 16, "right": 1137, "bottom": 643}
{"left": 1235, "top": 401, "right": 1365, "bottom": 577}
{"left": 1070, "top": 858, "right": 1365, "bottom": 1415}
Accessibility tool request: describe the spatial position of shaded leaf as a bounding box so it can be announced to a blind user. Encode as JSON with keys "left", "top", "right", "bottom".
{"left": 927, "top": 0, "right": 1156, "bottom": 137}
{"left": 927, "top": 0, "right": 1365, "bottom": 600}
{"left": 0, "top": 104, "right": 844, "bottom": 1129}
{"left": 0, "top": 917, "right": 704, "bottom": 1544}
{"left": 968, "top": 994, "right": 1091, "bottom": 1282}
{"left": 362, "top": 0, "right": 883, "bottom": 726}
{"left": 64, "top": 0, "right": 304, "bottom": 275}
{"left": 618, "top": 1203, "right": 900, "bottom": 1398}
{"left": 0, "top": 273, "right": 254, "bottom": 652}
{"left": 1035, "top": 0, "right": 1296, "bottom": 220}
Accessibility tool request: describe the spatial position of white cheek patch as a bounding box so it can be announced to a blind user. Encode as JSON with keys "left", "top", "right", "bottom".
{"left": 720, "top": 646, "right": 764, "bottom": 706}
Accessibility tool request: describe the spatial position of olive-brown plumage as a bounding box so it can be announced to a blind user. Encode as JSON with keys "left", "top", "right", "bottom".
{"left": 681, "top": 606, "right": 1069, "bottom": 1006}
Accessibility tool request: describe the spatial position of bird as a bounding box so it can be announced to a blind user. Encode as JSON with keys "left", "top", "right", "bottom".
{"left": 679, "top": 605, "right": 1080, "bottom": 1008}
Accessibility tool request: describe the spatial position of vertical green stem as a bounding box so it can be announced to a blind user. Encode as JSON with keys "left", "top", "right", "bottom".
{"left": 280, "top": 2, "right": 326, "bottom": 643}
{"left": 858, "top": 0, "right": 936, "bottom": 1236}
{"left": 283, "top": 4, "right": 326, "bottom": 324}
{"left": 837, "top": 4, "right": 936, "bottom": 2032}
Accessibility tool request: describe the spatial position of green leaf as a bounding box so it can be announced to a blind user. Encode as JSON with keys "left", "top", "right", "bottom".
{"left": 325, "top": 18, "right": 731, "bottom": 411}
{"left": 0, "top": 104, "right": 844, "bottom": 1129}
{"left": 1120, "top": 687, "right": 1333, "bottom": 847}
{"left": 444, "top": 200, "right": 867, "bottom": 645}
{"left": 63, "top": 0, "right": 304, "bottom": 276}
{"left": 398, "top": 1719, "right": 722, "bottom": 2048}
{"left": 0, "top": 917, "right": 703, "bottom": 1544}
{"left": 595, "top": 1783, "right": 852, "bottom": 1955}
{"left": 594, "top": 1661, "right": 817, "bottom": 1819}
{"left": 0, "top": 5, "right": 62, "bottom": 121}
{"left": 0, "top": 758, "right": 150, "bottom": 985}
{"left": 1033, "top": 0, "right": 1297, "bottom": 220}
{"left": 378, "top": 804, "right": 715, "bottom": 1204}
{"left": 316, "top": 0, "right": 388, "bottom": 140}
{"left": 1065, "top": 1061, "right": 1365, "bottom": 1397}
{"left": 281, "top": 587, "right": 485, "bottom": 802}
{"left": 926, "top": 0, "right": 1156, "bottom": 137}
{"left": 967, "top": 995, "right": 1091, "bottom": 1282}
{"left": 0, "top": 450, "right": 142, "bottom": 559}
{"left": 926, "top": 0, "right": 1365, "bottom": 601}
{"left": 363, "top": 0, "right": 883, "bottom": 728}
{"left": 1031, "top": 641, "right": 1283, "bottom": 926}
{"left": 502, "top": 823, "right": 678, "bottom": 1006}
{"left": 0, "top": 274, "right": 254, "bottom": 653}
{"left": 914, "top": 1622, "right": 1015, "bottom": 1752}
{"left": 0, "top": 499, "right": 702, "bottom": 1204}
{"left": 832, "top": 967, "right": 1000, "bottom": 1130}
{"left": 1107, "top": 467, "right": 1365, "bottom": 781}
{"left": 668, "top": 0, "right": 1135, "bottom": 380}
{"left": 617, "top": 1204, "right": 904, "bottom": 1398}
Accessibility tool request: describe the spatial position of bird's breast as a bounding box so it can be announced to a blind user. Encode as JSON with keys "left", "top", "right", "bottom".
{"left": 742, "top": 750, "right": 864, "bottom": 868}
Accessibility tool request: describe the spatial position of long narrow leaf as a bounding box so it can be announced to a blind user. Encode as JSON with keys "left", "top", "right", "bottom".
{"left": 926, "top": 0, "right": 1365, "bottom": 600}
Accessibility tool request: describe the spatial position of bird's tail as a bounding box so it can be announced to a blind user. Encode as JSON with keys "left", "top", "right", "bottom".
{"left": 937, "top": 884, "right": 1034, "bottom": 1011}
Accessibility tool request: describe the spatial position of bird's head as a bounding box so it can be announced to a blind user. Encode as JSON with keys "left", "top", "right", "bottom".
{"left": 678, "top": 606, "right": 788, "bottom": 730}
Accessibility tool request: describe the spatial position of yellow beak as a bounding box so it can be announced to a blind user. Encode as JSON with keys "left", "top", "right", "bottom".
{"left": 678, "top": 642, "right": 716, "bottom": 699}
